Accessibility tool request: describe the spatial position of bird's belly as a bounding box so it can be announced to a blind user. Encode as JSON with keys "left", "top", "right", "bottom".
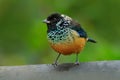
{"left": 49, "top": 38, "right": 86, "bottom": 55}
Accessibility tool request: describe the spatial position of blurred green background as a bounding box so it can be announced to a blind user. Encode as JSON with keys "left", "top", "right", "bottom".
{"left": 0, "top": 0, "right": 120, "bottom": 65}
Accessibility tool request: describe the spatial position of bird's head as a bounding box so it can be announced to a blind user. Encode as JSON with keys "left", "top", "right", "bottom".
{"left": 43, "top": 13, "right": 72, "bottom": 31}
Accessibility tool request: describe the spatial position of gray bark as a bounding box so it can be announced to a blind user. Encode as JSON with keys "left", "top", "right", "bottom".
{"left": 0, "top": 61, "right": 120, "bottom": 80}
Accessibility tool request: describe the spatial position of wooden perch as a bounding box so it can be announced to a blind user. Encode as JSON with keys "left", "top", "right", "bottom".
{"left": 0, "top": 61, "right": 120, "bottom": 80}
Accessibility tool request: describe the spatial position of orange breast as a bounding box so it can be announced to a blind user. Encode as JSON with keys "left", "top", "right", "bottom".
{"left": 49, "top": 37, "right": 86, "bottom": 55}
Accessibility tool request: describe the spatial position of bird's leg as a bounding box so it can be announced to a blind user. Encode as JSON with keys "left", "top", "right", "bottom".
{"left": 74, "top": 53, "right": 80, "bottom": 65}
{"left": 52, "top": 53, "right": 61, "bottom": 66}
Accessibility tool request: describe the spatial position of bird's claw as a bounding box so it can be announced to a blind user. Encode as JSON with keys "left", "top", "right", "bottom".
{"left": 52, "top": 62, "right": 58, "bottom": 66}
{"left": 74, "top": 62, "right": 80, "bottom": 65}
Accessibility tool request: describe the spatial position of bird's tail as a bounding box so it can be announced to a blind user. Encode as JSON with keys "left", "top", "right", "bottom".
{"left": 87, "top": 38, "right": 97, "bottom": 43}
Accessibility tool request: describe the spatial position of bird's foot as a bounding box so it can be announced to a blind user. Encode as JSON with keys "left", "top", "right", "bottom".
{"left": 52, "top": 62, "right": 58, "bottom": 66}
{"left": 74, "top": 62, "right": 80, "bottom": 65}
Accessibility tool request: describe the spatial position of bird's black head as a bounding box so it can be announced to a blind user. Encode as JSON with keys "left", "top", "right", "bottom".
{"left": 43, "top": 13, "right": 62, "bottom": 25}
{"left": 43, "top": 13, "right": 72, "bottom": 32}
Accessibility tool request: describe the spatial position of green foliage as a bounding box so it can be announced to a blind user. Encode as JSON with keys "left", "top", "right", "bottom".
{"left": 0, "top": 0, "right": 120, "bottom": 65}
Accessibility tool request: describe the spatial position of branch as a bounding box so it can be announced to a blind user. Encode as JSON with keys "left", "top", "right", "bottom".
{"left": 0, "top": 60, "right": 120, "bottom": 80}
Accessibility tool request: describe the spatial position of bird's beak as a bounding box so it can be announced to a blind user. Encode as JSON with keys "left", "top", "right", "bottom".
{"left": 43, "top": 19, "right": 50, "bottom": 24}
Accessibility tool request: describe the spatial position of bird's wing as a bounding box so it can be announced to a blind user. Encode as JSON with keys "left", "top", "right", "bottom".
{"left": 70, "top": 21, "right": 87, "bottom": 38}
{"left": 69, "top": 21, "right": 96, "bottom": 43}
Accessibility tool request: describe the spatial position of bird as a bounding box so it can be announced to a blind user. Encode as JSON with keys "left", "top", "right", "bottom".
{"left": 43, "top": 13, "right": 96, "bottom": 65}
